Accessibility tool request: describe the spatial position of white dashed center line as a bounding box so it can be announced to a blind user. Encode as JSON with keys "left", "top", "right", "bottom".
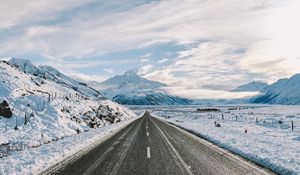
{"left": 147, "top": 132, "right": 149, "bottom": 137}
{"left": 147, "top": 147, "right": 151, "bottom": 158}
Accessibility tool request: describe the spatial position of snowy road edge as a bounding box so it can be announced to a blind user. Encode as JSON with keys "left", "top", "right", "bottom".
{"left": 38, "top": 116, "right": 141, "bottom": 175}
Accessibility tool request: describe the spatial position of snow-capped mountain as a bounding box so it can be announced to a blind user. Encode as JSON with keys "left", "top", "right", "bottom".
{"left": 252, "top": 74, "right": 300, "bottom": 105}
{"left": 98, "top": 69, "right": 166, "bottom": 98}
{"left": 232, "top": 81, "right": 269, "bottom": 92}
{"left": 91, "top": 69, "right": 192, "bottom": 105}
{"left": 0, "top": 58, "right": 135, "bottom": 152}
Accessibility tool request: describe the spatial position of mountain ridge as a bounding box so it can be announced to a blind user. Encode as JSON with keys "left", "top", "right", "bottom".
{"left": 232, "top": 81, "right": 269, "bottom": 92}
{"left": 251, "top": 74, "right": 300, "bottom": 105}
{"left": 8, "top": 58, "right": 105, "bottom": 100}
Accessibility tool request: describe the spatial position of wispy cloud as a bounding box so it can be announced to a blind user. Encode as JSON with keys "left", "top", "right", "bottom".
{"left": 0, "top": 0, "right": 94, "bottom": 29}
{"left": 104, "top": 68, "right": 114, "bottom": 74}
{"left": 158, "top": 58, "right": 168, "bottom": 63}
{"left": 66, "top": 71, "right": 106, "bottom": 83}
{"left": 146, "top": 41, "right": 251, "bottom": 90}
{"left": 139, "top": 64, "right": 154, "bottom": 75}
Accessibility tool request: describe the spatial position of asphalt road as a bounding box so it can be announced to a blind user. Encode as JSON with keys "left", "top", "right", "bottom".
{"left": 43, "top": 112, "right": 273, "bottom": 175}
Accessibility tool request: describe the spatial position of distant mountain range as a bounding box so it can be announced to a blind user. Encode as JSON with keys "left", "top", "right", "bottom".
{"left": 89, "top": 69, "right": 192, "bottom": 105}
{"left": 232, "top": 75, "right": 300, "bottom": 105}
{"left": 90, "top": 69, "right": 300, "bottom": 105}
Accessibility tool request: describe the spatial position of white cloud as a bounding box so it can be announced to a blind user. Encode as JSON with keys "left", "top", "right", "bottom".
{"left": 158, "top": 58, "right": 168, "bottom": 63}
{"left": 141, "top": 53, "right": 152, "bottom": 58}
{"left": 140, "top": 58, "right": 150, "bottom": 63}
{"left": 104, "top": 68, "right": 114, "bottom": 74}
{"left": 161, "top": 86, "right": 260, "bottom": 99}
{"left": 139, "top": 64, "right": 154, "bottom": 75}
{"left": 67, "top": 71, "right": 106, "bottom": 83}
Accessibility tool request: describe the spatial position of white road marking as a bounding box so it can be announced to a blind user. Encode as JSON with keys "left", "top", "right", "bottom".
{"left": 147, "top": 132, "right": 149, "bottom": 137}
{"left": 147, "top": 147, "right": 151, "bottom": 158}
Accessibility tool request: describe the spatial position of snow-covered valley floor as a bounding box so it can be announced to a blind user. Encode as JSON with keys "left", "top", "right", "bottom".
{"left": 131, "top": 105, "right": 300, "bottom": 175}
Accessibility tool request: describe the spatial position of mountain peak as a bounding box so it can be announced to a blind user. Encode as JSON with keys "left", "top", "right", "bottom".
{"left": 93, "top": 68, "right": 185, "bottom": 104}
{"left": 8, "top": 57, "right": 34, "bottom": 67}
{"left": 101, "top": 68, "right": 166, "bottom": 88}
{"left": 124, "top": 69, "right": 138, "bottom": 76}
{"left": 8, "top": 58, "right": 40, "bottom": 75}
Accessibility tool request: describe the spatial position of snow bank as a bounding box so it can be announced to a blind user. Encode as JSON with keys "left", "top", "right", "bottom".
{"left": 0, "top": 117, "right": 138, "bottom": 175}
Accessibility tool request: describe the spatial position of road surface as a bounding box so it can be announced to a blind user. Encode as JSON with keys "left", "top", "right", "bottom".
{"left": 42, "top": 112, "right": 273, "bottom": 175}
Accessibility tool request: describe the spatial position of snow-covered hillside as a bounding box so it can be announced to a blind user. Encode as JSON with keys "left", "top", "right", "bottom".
{"left": 91, "top": 69, "right": 192, "bottom": 105}
{"left": 8, "top": 58, "right": 105, "bottom": 100}
{"left": 0, "top": 58, "right": 136, "bottom": 172}
{"left": 232, "top": 81, "right": 269, "bottom": 92}
{"left": 252, "top": 74, "right": 300, "bottom": 105}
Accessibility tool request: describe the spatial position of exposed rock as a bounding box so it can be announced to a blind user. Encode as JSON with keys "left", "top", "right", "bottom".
{"left": 0, "top": 100, "right": 12, "bottom": 118}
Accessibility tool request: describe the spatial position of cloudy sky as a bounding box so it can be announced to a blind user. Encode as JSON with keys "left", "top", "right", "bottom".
{"left": 1, "top": 0, "right": 300, "bottom": 99}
